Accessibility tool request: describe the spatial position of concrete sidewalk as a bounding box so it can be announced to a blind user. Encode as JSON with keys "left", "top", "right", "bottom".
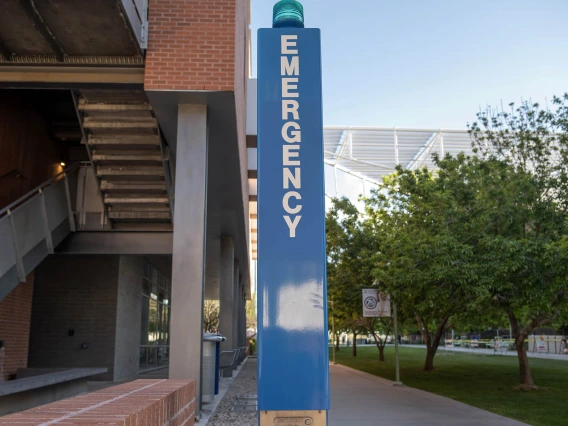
{"left": 329, "top": 363, "right": 527, "bottom": 426}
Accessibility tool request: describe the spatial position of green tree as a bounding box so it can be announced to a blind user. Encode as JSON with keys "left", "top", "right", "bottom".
{"left": 246, "top": 292, "right": 257, "bottom": 331}
{"left": 326, "top": 197, "right": 380, "bottom": 358}
{"left": 366, "top": 155, "right": 510, "bottom": 371}
{"left": 468, "top": 97, "right": 568, "bottom": 389}
{"left": 355, "top": 316, "right": 392, "bottom": 361}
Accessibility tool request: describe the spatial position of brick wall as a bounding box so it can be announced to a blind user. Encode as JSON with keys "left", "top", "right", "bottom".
{"left": 28, "top": 255, "right": 120, "bottom": 381}
{"left": 0, "top": 379, "right": 196, "bottom": 425}
{"left": 0, "top": 273, "right": 34, "bottom": 381}
{"left": 234, "top": 0, "right": 250, "bottom": 245}
{"left": 145, "top": 0, "right": 240, "bottom": 91}
{"left": 0, "top": 92, "right": 61, "bottom": 209}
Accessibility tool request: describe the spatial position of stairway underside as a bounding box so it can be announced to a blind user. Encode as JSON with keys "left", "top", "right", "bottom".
{"left": 78, "top": 90, "right": 172, "bottom": 228}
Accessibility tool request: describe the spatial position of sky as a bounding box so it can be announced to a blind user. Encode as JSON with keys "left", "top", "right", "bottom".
{"left": 250, "top": 0, "right": 568, "bottom": 129}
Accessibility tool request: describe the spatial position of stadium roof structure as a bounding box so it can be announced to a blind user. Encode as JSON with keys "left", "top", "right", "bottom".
{"left": 323, "top": 126, "right": 475, "bottom": 183}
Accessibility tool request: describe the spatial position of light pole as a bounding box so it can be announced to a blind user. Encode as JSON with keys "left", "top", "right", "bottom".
{"left": 393, "top": 301, "right": 403, "bottom": 387}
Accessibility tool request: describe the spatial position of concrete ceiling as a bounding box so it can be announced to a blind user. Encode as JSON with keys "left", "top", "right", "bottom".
{"left": 0, "top": 0, "right": 142, "bottom": 64}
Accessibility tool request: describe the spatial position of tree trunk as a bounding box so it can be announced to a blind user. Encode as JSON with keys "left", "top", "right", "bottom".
{"left": 352, "top": 331, "right": 357, "bottom": 357}
{"left": 417, "top": 315, "right": 448, "bottom": 372}
{"left": 423, "top": 346, "right": 436, "bottom": 372}
{"left": 515, "top": 338, "right": 536, "bottom": 389}
{"left": 370, "top": 331, "right": 386, "bottom": 362}
{"left": 335, "top": 333, "right": 340, "bottom": 352}
{"left": 506, "top": 310, "right": 538, "bottom": 390}
{"left": 378, "top": 345, "right": 385, "bottom": 362}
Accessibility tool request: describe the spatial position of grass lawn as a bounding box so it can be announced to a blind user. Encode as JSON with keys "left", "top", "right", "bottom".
{"left": 331, "top": 345, "right": 568, "bottom": 426}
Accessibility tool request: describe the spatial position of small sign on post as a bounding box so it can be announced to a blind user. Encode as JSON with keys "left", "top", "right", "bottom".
{"left": 537, "top": 336, "right": 547, "bottom": 352}
{"left": 362, "top": 289, "right": 391, "bottom": 317}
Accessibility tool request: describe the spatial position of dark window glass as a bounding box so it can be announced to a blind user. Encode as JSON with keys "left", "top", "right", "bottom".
{"left": 142, "top": 279, "right": 150, "bottom": 296}
{"left": 140, "top": 296, "right": 150, "bottom": 345}
{"left": 139, "top": 347, "right": 148, "bottom": 371}
{"left": 149, "top": 299, "right": 158, "bottom": 345}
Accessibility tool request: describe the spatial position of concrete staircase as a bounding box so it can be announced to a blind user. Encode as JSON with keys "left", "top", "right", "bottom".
{"left": 77, "top": 91, "right": 173, "bottom": 227}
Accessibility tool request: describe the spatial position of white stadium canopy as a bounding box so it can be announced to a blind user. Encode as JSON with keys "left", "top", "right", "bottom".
{"left": 323, "top": 126, "right": 475, "bottom": 205}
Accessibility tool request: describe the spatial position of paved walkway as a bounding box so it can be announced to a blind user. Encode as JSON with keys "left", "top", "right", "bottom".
{"left": 329, "top": 363, "right": 527, "bottom": 426}
{"left": 206, "top": 360, "right": 528, "bottom": 425}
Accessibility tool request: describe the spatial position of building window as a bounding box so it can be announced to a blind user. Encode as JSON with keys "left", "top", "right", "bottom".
{"left": 139, "top": 259, "right": 171, "bottom": 372}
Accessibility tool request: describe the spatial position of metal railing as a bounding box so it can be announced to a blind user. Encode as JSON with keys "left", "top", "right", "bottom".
{"left": 0, "top": 162, "right": 80, "bottom": 220}
{"left": 0, "top": 163, "right": 80, "bottom": 301}
{"left": 220, "top": 350, "right": 238, "bottom": 370}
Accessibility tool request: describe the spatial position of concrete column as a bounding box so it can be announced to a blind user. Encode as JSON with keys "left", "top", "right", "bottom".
{"left": 169, "top": 104, "right": 208, "bottom": 415}
{"left": 234, "top": 278, "right": 239, "bottom": 366}
{"left": 238, "top": 278, "right": 246, "bottom": 363}
{"left": 241, "top": 282, "right": 247, "bottom": 360}
{"left": 219, "top": 237, "right": 235, "bottom": 377}
{"left": 232, "top": 261, "right": 240, "bottom": 355}
{"left": 204, "top": 237, "right": 220, "bottom": 302}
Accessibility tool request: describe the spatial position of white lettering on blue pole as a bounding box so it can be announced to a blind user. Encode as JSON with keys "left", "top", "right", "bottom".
{"left": 281, "top": 35, "right": 302, "bottom": 237}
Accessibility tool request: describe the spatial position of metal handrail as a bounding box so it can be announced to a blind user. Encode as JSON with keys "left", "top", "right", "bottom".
{"left": 0, "top": 162, "right": 82, "bottom": 218}
{"left": 0, "top": 169, "right": 26, "bottom": 181}
{"left": 220, "top": 350, "right": 238, "bottom": 369}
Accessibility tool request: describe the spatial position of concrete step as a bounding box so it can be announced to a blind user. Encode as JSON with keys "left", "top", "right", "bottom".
{"left": 83, "top": 118, "right": 158, "bottom": 129}
{"left": 104, "top": 194, "right": 169, "bottom": 204}
{"left": 101, "top": 180, "right": 167, "bottom": 191}
{"left": 78, "top": 102, "right": 152, "bottom": 111}
{"left": 96, "top": 166, "right": 165, "bottom": 177}
{"left": 109, "top": 205, "right": 171, "bottom": 212}
{"left": 92, "top": 150, "right": 162, "bottom": 161}
{"left": 107, "top": 211, "right": 172, "bottom": 221}
{"left": 88, "top": 135, "right": 160, "bottom": 145}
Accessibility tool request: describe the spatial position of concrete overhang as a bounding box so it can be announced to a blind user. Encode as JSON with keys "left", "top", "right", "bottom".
{"left": 56, "top": 232, "right": 173, "bottom": 255}
{"left": 147, "top": 90, "right": 251, "bottom": 297}
{"left": 0, "top": 66, "right": 145, "bottom": 85}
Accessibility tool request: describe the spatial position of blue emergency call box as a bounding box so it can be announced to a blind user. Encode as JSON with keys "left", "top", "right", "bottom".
{"left": 257, "top": 24, "right": 330, "bottom": 425}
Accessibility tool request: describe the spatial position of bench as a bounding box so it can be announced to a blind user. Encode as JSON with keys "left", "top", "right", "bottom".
{"left": 0, "top": 367, "right": 107, "bottom": 416}
{"left": 0, "top": 379, "right": 196, "bottom": 425}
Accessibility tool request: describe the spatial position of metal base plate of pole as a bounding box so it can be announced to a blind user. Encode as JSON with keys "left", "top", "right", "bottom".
{"left": 260, "top": 410, "right": 327, "bottom": 426}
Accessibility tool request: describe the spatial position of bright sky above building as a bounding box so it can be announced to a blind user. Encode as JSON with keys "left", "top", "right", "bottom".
{"left": 251, "top": 0, "right": 568, "bottom": 129}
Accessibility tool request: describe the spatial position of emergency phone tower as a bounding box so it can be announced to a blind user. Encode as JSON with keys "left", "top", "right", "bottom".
{"left": 257, "top": 1, "right": 330, "bottom": 425}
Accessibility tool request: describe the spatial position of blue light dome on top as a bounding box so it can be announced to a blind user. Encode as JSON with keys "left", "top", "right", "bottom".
{"left": 273, "top": 0, "right": 304, "bottom": 28}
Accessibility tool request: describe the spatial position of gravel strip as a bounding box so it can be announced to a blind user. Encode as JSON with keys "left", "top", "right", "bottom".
{"left": 207, "top": 358, "right": 258, "bottom": 426}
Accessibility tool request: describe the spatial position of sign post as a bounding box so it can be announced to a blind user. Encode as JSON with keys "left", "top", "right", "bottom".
{"left": 257, "top": 1, "right": 329, "bottom": 425}
{"left": 362, "top": 288, "right": 402, "bottom": 386}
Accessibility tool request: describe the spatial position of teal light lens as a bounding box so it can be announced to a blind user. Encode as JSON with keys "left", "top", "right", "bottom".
{"left": 273, "top": 0, "right": 304, "bottom": 28}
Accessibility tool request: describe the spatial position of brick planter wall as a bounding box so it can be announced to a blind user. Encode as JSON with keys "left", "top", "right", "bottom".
{"left": 0, "top": 379, "right": 196, "bottom": 425}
